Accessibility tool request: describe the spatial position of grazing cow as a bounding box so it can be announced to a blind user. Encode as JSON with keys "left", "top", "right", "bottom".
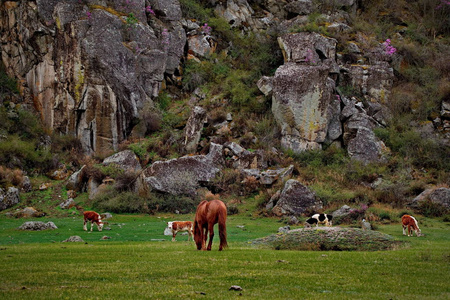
{"left": 167, "top": 221, "right": 194, "bottom": 242}
{"left": 83, "top": 211, "right": 104, "bottom": 232}
{"left": 305, "top": 213, "right": 333, "bottom": 228}
{"left": 402, "top": 214, "right": 422, "bottom": 237}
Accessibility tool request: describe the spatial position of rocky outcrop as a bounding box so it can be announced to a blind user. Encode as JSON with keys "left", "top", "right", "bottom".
{"left": 272, "top": 179, "right": 323, "bottom": 216}
{"left": 144, "top": 143, "right": 224, "bottom": 196}
{"left": 0, "top": 1, "right": 185, "bottom": 155}
{"left": 271, "top": 32, "right": 339, "bottom": 152}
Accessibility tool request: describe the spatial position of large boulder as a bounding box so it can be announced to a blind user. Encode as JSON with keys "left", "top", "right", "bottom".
{"left": 13, "top": 207, "right": 45, "bottom": 218}
{"left": 272, "top": 179, "right": 322, "bottom": 216}
{"left": 408, "top": 188, "right": 450, "bottom": 210}
{"left": 224, "top": 142, "right": 267, "bottom": 170}
{"left": 19, "top": 221, "right": 57, "bottom": 231}
{"left": 272, "top": 63, "right": 337, "bottom": 152}
{"left": 144, "top": 143, "right": 225, "bottom": 196}
{"left": 341, "top": 101, "right": 389, "bottom": 164}
{"left": 66, "top": 165, "right": 86, "bottom": 192}
{"left": 184, "top": 106, "right": 207, "bottom": 154}
{"left": 271, "top": 32, "right": 340, "bottom": 153}
{"left": 103, "top": 150, "right": 142, "bottom": 173}
{"left": 0, "top": 187, "right": 20, "bottom": 211}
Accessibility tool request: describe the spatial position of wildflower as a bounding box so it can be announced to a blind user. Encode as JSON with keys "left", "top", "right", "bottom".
{"left": 201, "top": 23, "right": 212, "bottom": 35}
{"left": 86, "top": 11, "right": 92, "bottom": 19}
{"left": 145, "top": 6, "right": 155, "bottom": 15}
{"left": 383, "top": 39, "right": 396, "bottom": 56}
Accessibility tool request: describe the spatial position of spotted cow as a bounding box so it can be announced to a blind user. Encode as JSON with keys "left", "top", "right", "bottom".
{"left": 305, "top": 213, "right": 333, "bottom": 228}
{"left": 168, "top": 221, "right": 194, "bottom": 242}
{"left": 402, "top": 214, "right": 422, "bottom": 237}
{"left": 83, "top": 211, "right": 104, "bottom": 232}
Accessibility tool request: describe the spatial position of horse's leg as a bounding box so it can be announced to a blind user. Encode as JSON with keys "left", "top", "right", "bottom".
{"left": 90, "top": 221, "right": 94, "bottom": 232}
{"left": 402, "top": 224, "right": 407, "bottom": 235}
{"left": 207, "top": 223, "right": 215, "bottom": 251}
{"left": 202, "top": 226, "right": 208, "bottom": 250}
{"left": 83, "top": 219, "right": 87, "bottom": 231}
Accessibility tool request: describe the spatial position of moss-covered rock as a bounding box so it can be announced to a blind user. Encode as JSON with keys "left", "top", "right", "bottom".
{"left": 251, "top": 227, "right": 404, "bottom": 251}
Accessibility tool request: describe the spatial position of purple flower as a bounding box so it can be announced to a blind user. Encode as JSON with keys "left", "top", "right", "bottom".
{"left": 201, "top": 23, "right": 212, "bottom": 35}
{"left": 383, "top": 39, "right": 396, "bottom": 56}
{"left": 145, "top": 6, "right": 155, "bottom": 15}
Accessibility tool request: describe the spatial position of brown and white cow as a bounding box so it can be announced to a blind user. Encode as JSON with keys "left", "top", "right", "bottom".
{"left": 402, "top": 214, "right": 422, "bottom": 237}
{"left": 167, "top": 221, "right": 193, "bottom": 242}
{"left": 83, "top": 211, "right": 104, "bottom": 232}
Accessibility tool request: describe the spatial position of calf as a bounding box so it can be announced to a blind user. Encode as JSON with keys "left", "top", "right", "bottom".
{"left": 305, "top": 213, "right": 333, "bottom": 228}
{"left": 167, "top": 221, "right": 193, "bottom": 242}
{"left": 83, "top": 211, "right": 104, "bottom": 232}
{"left": 402, "top": 214, "right": 422, "bottom": 237}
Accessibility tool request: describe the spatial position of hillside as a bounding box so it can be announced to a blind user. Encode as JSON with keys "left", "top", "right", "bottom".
{"left": 0, "top": 0, "right": 449, "bottom": 222}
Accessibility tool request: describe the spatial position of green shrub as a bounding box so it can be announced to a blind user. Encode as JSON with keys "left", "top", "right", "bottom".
{"left": 0, "top": 66, "right": 19, "bottom": 100}
{"left": 147, "top": 192, "right": 200, "bottom": 214}
{"left": 417, "top": 199, "right": 449, "bottom": 217}
{"left": 178, "top": 0, "right": 212, "bottom": 21}
{"left": 92, "top": 189, "right": 148, "bottom": 214}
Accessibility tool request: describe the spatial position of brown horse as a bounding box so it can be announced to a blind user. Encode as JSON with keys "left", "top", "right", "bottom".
{"left": 194, "top": 199, "right": 228, "bottom": 251}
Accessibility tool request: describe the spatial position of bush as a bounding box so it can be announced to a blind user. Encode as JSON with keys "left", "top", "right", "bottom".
{"left": 115, "top": 172, "right": 139, "bottom": 192}
{"left": 0, "top": 166, "right": 23, "bottom": 188}
{"left": 417, "top": 199, "right": 449, "bottom": 217}
{"left": 92, "top": 189, "right": 149, "bottom": 214}
{"left": 147, "top": 192, "right": 200, "bottom": 214}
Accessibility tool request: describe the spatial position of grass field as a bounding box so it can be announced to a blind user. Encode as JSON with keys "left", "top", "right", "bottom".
{"left": 0, "top": 214, "right": 449, "bottom": 299}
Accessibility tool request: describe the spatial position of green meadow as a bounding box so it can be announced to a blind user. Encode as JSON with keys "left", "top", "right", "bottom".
{"left": 0, "top": 214, "right": 449, "bottom": 300}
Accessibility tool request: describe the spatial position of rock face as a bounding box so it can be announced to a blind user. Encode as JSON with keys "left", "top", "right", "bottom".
{"left": 0, "top": 187, "right": 20, "bottom": 211}
{"left": 0, "top": 1, "right": 185, "bottom": 155}
{"left": 272, "top": 179, "right": 322, "bottom": 216}
{"left": 144, "top": 143, "right": 224, "bottom": 196}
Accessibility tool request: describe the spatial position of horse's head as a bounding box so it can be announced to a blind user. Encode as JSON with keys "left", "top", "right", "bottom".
{"left": 193, "top": 221, "right": 203, "bottom": 250}
{"left": 98, "top": 222, "right": 104, "bottom": 231}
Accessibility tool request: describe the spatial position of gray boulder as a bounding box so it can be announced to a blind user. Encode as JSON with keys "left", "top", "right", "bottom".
{"left": 21, "top": 176, "right": 32, "bottom": 193}
{"left": 332, "top": 205, "right": 352, "bottom": 218}
{"left": 144, "top": 143, "right": 224, "bottom": 196}
{"left": 0, "top": 187, "right": 20, "bottom": 211}
{"left": 103, "top": 150, "right": 142, "bottom": 173}
{"left": 408, "top": 188, "right": 450, "bottom": 210}
{"left": 59, "top": 198, "right": 75, "bottom": 209}
{"left": 184, "top": 106, "right": 207, "bottom": 154}
{"left": 272, "top": 179, "right": 322, "bottom": 216}
{"left": 62, "top": 236, "right": 85, "bottom": 243}
{"left": 224, "top": 142, "right": 267, "bottom": 170}
{"left": 284, "top": 0, "right": 313, "bottom": 16}
{"left": 66, "top": 165, "right": 86, "bottom": 192}
{"left": 19, "top": 221, "right": 57, "bottom": 231}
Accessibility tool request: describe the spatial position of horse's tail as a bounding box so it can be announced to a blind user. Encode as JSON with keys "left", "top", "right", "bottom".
{"left": 218, "top": 206, "right": 228, "bottom": 250}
